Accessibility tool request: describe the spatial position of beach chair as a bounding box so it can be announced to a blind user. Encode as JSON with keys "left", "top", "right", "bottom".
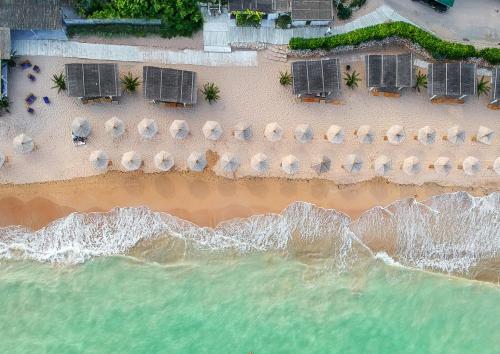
{"left": 28, "top": 74, "right": 36, "bottom": 82}
{"left": 33, "top": 65, "right": 40, "bottom": 73}
{"left": 20, "top": 60, "right": 32, "bottom": 69}
{"left": 43, "top": 96, "right": 50, "bottom": 104}
{"left": 25, "top": 94, "right": 37, "bottom": 105}
{"left": 27, "top": 107, "right": 34, "bottom": 114}
{"left": 72, "top": 134, "right": 87, "bottom": 146}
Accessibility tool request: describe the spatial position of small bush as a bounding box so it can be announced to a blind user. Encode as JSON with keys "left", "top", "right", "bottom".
{"left": 51, "top": 72, "right": 67, "bottom": 93}
{"left": 350, "top": 0, "right": 367, "bottom": 9}
{"left": 233, "top": 10, "right": 264, "bottom": 27}
{"left": 337, "top": 3, "right": 352, "bottom": 20}
{"left": 201, "top": 82, "right": 220, "bottom": 104}
{"left": 275, "top": 14, "right": 291, "bottom": 29}
{"left": 121, "top": 72, "right": 141, "bottom": 93}
{"left": 279, "top": 71, "right": 292, "bottom": 86}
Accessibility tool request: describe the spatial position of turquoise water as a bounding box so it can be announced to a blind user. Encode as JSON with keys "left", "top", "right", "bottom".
{"left": 0, "top": 254, "right": 499, "bottom": 354}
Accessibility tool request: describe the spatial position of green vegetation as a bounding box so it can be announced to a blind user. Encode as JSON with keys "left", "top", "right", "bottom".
{"left": 476, "top": 76, "right": 490, "bottom": 98}
{"left": 0, "top": 96, "right": 10, "bottom": 115}
{"left": 121, "top": 72, "right": 141, "bottom": 93}
{"left": 72, "top": 0, "right": 203, "bottom": 38}
{"left": 67, "top": 24, "right": 162, "bottom": 37}
{"left": 6, "top": 51, "right": 17, "bottom": 68}
{"left": 233, "top": 9, "right": 264, "bottom": 27}
{"left": 51, "top": 72, "right": 67, "bottom": 93}
{"left": 201, "top": 82, "right": 220, "bottom": 104}
{"left": 336, "top": 3, "right": 352, "bottom": 20}
{"left": 414, "top": 71, "right": 428, "bottom": 93}
{"left": 275, "top": 14, "right": 291, "bottom": 29}
{"left": 344, "top": 71, "right": 361, "bottom": 89}
{"left": 289, "top": 22, "right": 500, "bottom": 65}
{"left": 279, "top": 71, "right": 292, "bottom": 86}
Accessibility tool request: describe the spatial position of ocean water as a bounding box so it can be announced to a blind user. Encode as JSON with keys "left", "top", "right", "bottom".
{"left": 0, "top": 192, "right": 499, "bottom": 353}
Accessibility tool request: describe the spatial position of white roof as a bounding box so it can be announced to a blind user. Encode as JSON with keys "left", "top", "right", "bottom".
{"left": 447, "top": 125, "right": 465, "bottom": 144}
{"left": 0, "top": 151, "right": 5, "bottom": 168}
{"left": 220, "top": 153, "right": 240, "bottom": 173}
{"left": 417, "top": 126, "right": 436, "bottom": 145}
{"left": 311, "top": 155, "right": 331, "bottom": 175}
{"left": 233, "top": 122, "right": 252, "bottom": 141}
{"left": 357, "top": 125, "right": 374, "bottom": 144}
{"left": 187, "top": 152, "right": 207, "bottom": 172}
{"left": 154, "top": 151, "right": 174, "bottom": 171}
{"left": 13, "top": 133, "right": 34, "bottom": 154}
{"left": 281, "top": 155, "right": 299, "bottom": 175}
{"left": 105, "top": 117, "right": 125, "bottom": 138}
{"left": 477, "top": 126, "right": 494, "bottom": 145}
{"left": 294, "top": 124, "right": 313, "bottom": 143}
{"left": 89, "top": 150, "right": 109, "bottom": 171}
{"left": 434, "top": 156, "right": 452, "bottom": 175}
{"left": 170, "top": 120, "right": 190, "bottom": 140}
{"left": 374, "top": 155, "right": 392, "bottom": 176}
{"left": 137, "top": 118, "right": 158, "bottom": 139}
{"left": 463, "top": 156, "right": 481, "bottom": 176}
{"left": 402, "top": 156, "right": 421, "bottom": 176}
{"left": 121, "top": 151, "right": 142, "bottom": 171}
{"left": 72, "top": 117, "right": 91, "bottom": 138}
{"left": 264, "top": 122, "right": 283, "bottom": 142}
{"left": 251, "top": 153, "right": 268, "bottom": 173}
{"left": 343, "top": 154, "right": 362, "bottom": 174}
{"left": 386, "top": 125, "right": 405, "bottom": 145}
{"left": 326, "top": 125, "right": 344, "bottom": 144}
{"left": 493, "top": 157, "right": 500, "bottom": 175}
{"left": 202, "top": 121, "right": 223, "bottom": 141}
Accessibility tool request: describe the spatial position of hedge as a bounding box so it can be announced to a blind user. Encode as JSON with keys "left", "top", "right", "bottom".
{"left": 289, "top": 22, "right": 500, "bottom": 65}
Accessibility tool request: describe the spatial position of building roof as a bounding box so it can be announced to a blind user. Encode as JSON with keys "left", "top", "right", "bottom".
{"left": 0, "top": 0, "right": 62, "bottom": 30}
{"left": 65, "top": 63, "right": 121, "bottom": 98}
{"left": 436, "top": 0, "right": 454, "bottom": 7}
{"left": 143, "top": 66, "right": 197, "bottom": 105}
{"left": 491, "top": 68, "right": 499, "bottom": 104}
{"left": 365, "top": 53, "right": 414, "bottom": 89}
{"left": 0, "top": 27, "right": 10, "bottom": 60}
{"left": 428, "top": 62, "right": 476, "bottom": 98}
{"left": 228, "top": 0, "right": 290, "bottom": 12}
{"left": 291, "top": 58, "right": 341, "bottom": 96}
{"left": 291, "top": 0, "right": 333, "bottom": 21}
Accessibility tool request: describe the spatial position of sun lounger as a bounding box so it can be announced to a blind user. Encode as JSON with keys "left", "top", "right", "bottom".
{"left": 27, "top": 107, "right": 34, "bottom": 114}
{"left": 72, "top": 134, "right": 87, "bottom": 146}
{"left": 33, "top": 65, "right": 40, "bottom": 73}
{"left": 20, "top": 60, "right": 32, "bottom": 70}
{"left": 43, "top": 96, "right": 50, "bottom": 104}
{"left": 28, "top": 74, "right": 36, "bottom": 82}
{"left": 25, "top": 94, "right": 37, "bottom": 105}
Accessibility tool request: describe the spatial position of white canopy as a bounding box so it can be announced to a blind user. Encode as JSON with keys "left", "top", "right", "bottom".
{"left": 463, "top": 156, "right": 481, "bottom": 176}
{"left": 13, "top": 134, "right": 34, "bottom": 154}
{"left": 89, "top": 150, "right": 109, "bottom": 171}
{"left": 187, "top": 152, "right": 207, "bottom": 172}
{"left": 169, "top": 120, "right": 190, "bottom": 140}
{"left": 434, "top": 157, "right": 452, "bottom": 175}
{"left": 233, "top": 122, "right": 252, "bottom": 141}
{"left": 202, "top": 121, "right": 223, "bottom": 141}
{"left": 311, "top": 155, "right": 331, "bottom": 175}
{"left": 402, "top": 156, "right": 421, "bottom": 176}
{"left": 493, "top": 157, "right": 500, "bottom": 175}
{"left": 0, "top": 151, "right": 5, "bottom": 168}
{"left": 476, "top": 126, "right": 494, "bottom": 145}
{"left": 386, "top": 125, "right": 405, "bottom": 145}
{"left": 294, "top": 124, "right": 313, "bottom": 143}
{"left": 326, "top": 125, "right": 344, "bottom": 144}
{"left": 281, "top": 155, "right": 299, "bottom": 175}
{"left": 154, "top": 151, "right": 174, "bottom": 171}
{"left": 356, "top": 125, "right": 374, "bottom": 144}
{"left": 264, "top": 122, "right": 283, "bottom": 142}
{"left": 72, "top": 117, "right": 91, "bottom": 138}
{"left": 105, "top": 117, "right": 125, "bottom": 138}
{"left": 220, "top": 153, "right": 240, "bottom": 173}
{"left": 374, "top": 155, "right": 392, "bottom": 176}
{"left": 343, "top": 154, "right": 362, "bottom": 174}
{"left": 417, "top": 126, "right": 436, "bottom": 145}
{"left": 251, "top": 153, "right": 268, "bottom": 173}
{"left": 137, "top": 118, "right": 158, "bottom": 139}
{"left": 121, "top": 151, "right": 142, "bottom": 171}
{"left": 446, "top": 126, "right": 465, "bottom": 144}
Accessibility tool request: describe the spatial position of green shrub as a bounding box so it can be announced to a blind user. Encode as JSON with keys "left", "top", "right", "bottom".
{"left": 289, "top": 21, "right": 500, "bottom": 65}
{"left": 233, "top": 9, "right": 264, "bottom": 27}
{"left": 279, "top": 71, "right": 292, "bottom": 86}
{"left": 337, "top": 3, "right": 352, "bottom": 20}
{"left": 350, "top": 0, "right": 366, "bottom": 8}
{"left": 275, "top": 14, "right": 291, "bottom": 29}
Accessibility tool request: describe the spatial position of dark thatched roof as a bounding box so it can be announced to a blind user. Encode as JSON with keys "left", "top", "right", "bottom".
{"left": 491, "top": 68, "right": 499, "bottom": 104}
{"left": 291, "top": 58, "right": 341, "bottom": 96}
{"left": 0, "top": 27, "right": 10, "bottom": 60}
{"left": 65, "top": 63, "right": 121, "bottom": 98}
{"left": 0, "top": 0, "right": 62, "bottom": 30}
{"left": 291, "top": 0, "right": 333, "bottom": 21}
{"left": 428, "top": 62, "right": 476, "bottom": 98}
{"left": 228, "top": 0, "right": 290, "bottom": 12}
{"left": 365, "top": 53, "right": 415, "bottom": 89}
{"left": 143, "top": 66, "right": 197, "bottom": 105}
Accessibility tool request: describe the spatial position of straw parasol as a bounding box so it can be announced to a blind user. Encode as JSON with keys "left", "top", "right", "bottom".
{"left": 356, "top": 125, "right": 374, "bottom": 144}
{"left": 187, "top": 152, "right": 207, "bottom": 172}
{"left": 169, "top": 120, "right": 190, "bottom": 140}
{"left": 294, "top": 124, "right": 313, "bottom": 143}
{"left": 343, "top": 154, "right": 362, "bottom": 174}
{"left": 476, "top": 126, "right": 494, "bottom": 145}
{"left": 446, "top": 125, "right": 465, "bottom": 144}
{"left": 463, "top": 156, "right": 481, "bottom": 176}
{"left": 417, "top": 126, "right": 436, "bottom": 145}
{"left": 0, "top": 151, "right": 5, "bottom": 168}
{"left": 402, "top": 156, "right": 421, "bottom": 176}
{"left": 121, "top": 151, "right": 142, "bottom": 171}
{"left": 493, "top": 157, "right": 500, "bottom": 175}
{"left": 281, "top": 155, "right": 299, "bottom": 175}
{"left": 202, "top": 121, "right": 223, "bottom": 141}
{"left": 220, "top": 153, "right": 240, "bottom": 173}
{"left": 137, "top": 118, "right": 158, "bottom": 139}
{"left": 326, "top": 125, "right": 344, "bottom": 144}
{"left": 105, "top": 117, "right": 125, "bottom": 138}
{"left": 89, "top": 150, "right": 109, "bottom": 171}
{"left": 13, "top": 134, "right": 34, "bottom": 154}
{"left": 251, "top": 153, "right": 268, "bottom": 173}
{"left": 264, "top": 122, "right": 283, "bottom": 142}
{"left": 154, "top": 151, "right": 174, "bottom": 171}
{"left": 311, "top": 155, "right": 331, "bottom": 175}
{"left": 374, "top": 155, "right": 392, "bottom": 176}
{"left": 386, "top": 125, "right": 405, "bottom": 145}
{"left": 434, "top": 157, "right": 452, "bottom": 175}
{"left": 233, "top": 122, "right": 252, "bottom": 141}
{"left": 72, "top": 117, "right": 91, "bottom": 138}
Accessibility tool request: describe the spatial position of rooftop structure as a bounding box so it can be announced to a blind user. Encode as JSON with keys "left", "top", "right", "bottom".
{"left": 291, "top": 0, "right": 333, "bottom": 21}
{"left": 291, "top": 58, "right": 341, "bottom": 98}
{"left": 143, "top": 66, "right": 197, "bottom": 106}
{"left": 365, "top": 53, "right": 415, "bottom": 91}
{"left": 428, "top": 62, "right": 476, "bottom": 100}
{"left": 0, "top": 27, "right": 10, "bottom": 60}
{"left": 65, "top": 63, "right": 121, "bottom": 99}
{"left": 227, "top": 0, "right": 289, "bottom": 12}
{"left": 0, "top": 0, "right": 62, "bottom": 30}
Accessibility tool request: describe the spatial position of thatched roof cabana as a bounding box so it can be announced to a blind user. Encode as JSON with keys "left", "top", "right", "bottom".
{"left": 143, "top": 66, "right": 197, "bottom": 106}
{"left": 491, "top": 67, "right": 499, "bottom": 105}
{"left": 228, "top": 0, "right": 290, "bottom": 12}
{"left": 65, "top": 63, "right": 121, "bottom": 99}
{"left": 291, "top": 58, "right": 341, "bottom": 98}
{"left": 291, "top": 0, "right": 333, "bottom": 21}
{"left": 0, "top": 0, "right": 62, "bottom": 30}
{"left": 365, "top": 53, "right": 414, "bottom": 91}
{"left": 428, "top": 62, "right": 476, "bottom": 99}
{"left": 0, "top": 28, "right": 11, "bottom": 60}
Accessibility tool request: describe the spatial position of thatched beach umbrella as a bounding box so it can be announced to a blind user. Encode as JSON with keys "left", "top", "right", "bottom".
{"left": 402, "top": 156, "right": 421, "bottom": 176}
{"left": 326, "top": 125, "right": 344, "bottom": 144}
{"left": 220, "top": 153, "right": 240, "bottom": 173}
{"left": 170, "top": 120, "right": 190, "bottom": 140}
{"left": 343, "top": 154, "right": 362, "bottom": 174}
{"left": 0, "top": 151, "right": 5, "bottom": 168}
{"left": 251, "top": 153, "right": 268, "bottom": 173}
{"left": 493, "top": 157, "right": 500, "bottom": 175}
{"left": 154, "top": 151, "right": 174, "bottom": 171}
{"left": 264, "top": 122, "right": 283, "bottom": 142}
{"left": 476, "top": 126, "right": 494, "bottom": 145}
{"left": 434, "top": 156, "right": 452, "bottom": 175}
{"left": 89, "top": 150, "right": 109, "bottom": 171}
{"left": 137, "top": 118, "right": 158, "bottom": 139}
{"left": 233, "top": 122, "right": 252, "bottom": 141}
{"left": 446, "top": 126, "right": 465, "bottom": 144}
{"left": 281, "top": 155, "right": 299, "bottom": 175}
{"left": 13, "top": 134, "right": 34, "bottom": 154}
{"left": 386, "top": 125, "right": 405, "bottom": 145}
{"left": 311, "top": 155, "right": 331, "bottom": 175}
{"left": 105, "top": 117, "right": 125, "bottom": 138}
{"left": 294, "top": 124, "right": 313, "bottom": 143}
{"left": 374, "top": 155, "right": 392, "bottom": 176}
{"left": 72, "top": 117, "right": 91, "bottom": 138}
{"left": 121, "top": 151, "right": 142, "bottom": 171}
{"left": 417, "top": 126, "right": 436, "bottom": 145}
{"left": 187, "top": 152, "right": 207, "bottom": 172}
{"left": 463, "top": 156, "right": 481, "bottom": 176}
{"left": 356, "top": 125, "right": 374, "bottom": 144}
{"left": 203, "top": 121, "right": 223, "bottom": 141}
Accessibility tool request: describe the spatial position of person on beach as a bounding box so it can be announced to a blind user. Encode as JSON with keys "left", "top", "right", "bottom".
{"left": 325, "top": 26, "right": 332, "bottom": 36}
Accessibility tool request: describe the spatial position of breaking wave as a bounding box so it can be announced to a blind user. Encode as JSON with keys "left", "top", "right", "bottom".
{"left": 0, "top": 192, "right": 498, "bottom": 280}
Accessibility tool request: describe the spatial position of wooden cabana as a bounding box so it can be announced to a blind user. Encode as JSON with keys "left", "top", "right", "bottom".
{"left": 291, "top": 58, "right": 341, "bottom": 102}
{"left": 143, "top": 66, "right": 197, "bottom": 107}
{"left": 365, "top": 53, "right": 415, "bottom": 95}
{"left": 489, "top": 67, "right": 499, "bottom": 109}
{"left": 65, "top": 63, "right": 121, "bottom": 103}
{"left": 228, "top": 0, "right": 289, "bottom": 13}
{"left": 428, "top": 62, "right": 476, "bottom": 102}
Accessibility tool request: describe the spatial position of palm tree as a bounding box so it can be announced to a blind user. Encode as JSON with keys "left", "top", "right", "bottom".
{"left": 414, "top": 71, "right": 427, "bottom": 93}
{"left": 201, "top": 82, "right": 220, "bottom": 104}
{"left": 279, "top": 71, "right": 292, "bottom": 86}
{"left": 0, "top": 96, "right": 10, "bottom": 115}
{"left": 476, "top": 76, "right": 490, "bottom": 98}
{"left": 51, "top": 72, "right": 66, "bottom": 93}
{"left": 6, "top": 50, "right": 17, "bottom": 68}
{"left": 343, "top": 70, "right": 361, "bottom": 89}
{"left": 121, "top": 72, "right": 141, "bottom": 93}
